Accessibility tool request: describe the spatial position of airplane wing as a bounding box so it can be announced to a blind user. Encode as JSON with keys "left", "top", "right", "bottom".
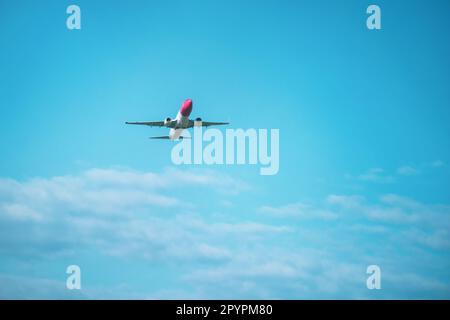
{"left": 125, "top": 121, "right": 165, "bottom": 127}
{"left": 188, "top": 120, "right": 229, "bottom": 128}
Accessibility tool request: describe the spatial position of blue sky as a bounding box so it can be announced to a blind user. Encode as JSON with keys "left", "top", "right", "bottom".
{"left": 0, "top": 0, "right": 449, "bottom": 299}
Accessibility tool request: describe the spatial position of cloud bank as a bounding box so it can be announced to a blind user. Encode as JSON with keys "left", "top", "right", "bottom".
{"left": 1, "top": 167, "right": 449, "bottom": 299}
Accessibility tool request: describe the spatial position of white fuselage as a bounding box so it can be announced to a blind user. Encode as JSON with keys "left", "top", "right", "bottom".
{"left": 169, "top": 111, "right": 190, "bottom": 140}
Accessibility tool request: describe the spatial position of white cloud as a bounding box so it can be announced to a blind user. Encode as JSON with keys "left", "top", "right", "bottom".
{"left": 326, "top": 194, "right": 363, "bottom": 208}
{"left": 0, "top": 167, "right": 251, "bottom": 221}
{"left": 397, "top": 166, "right": 419, "bottom": 176}
{"left": 327, "top": 193, "right": 450, "bottom": 228}
{"left": 259, "top": 202, "right": 338, "bottom": 220}
{"left": 1, "top": 168, "right": 449, "bottom": 299}
{"left": 0, "top": 203, "right": 43, "bottom": 221}
{"left": 357, "top": 168, "right": 395, "bottom": 183}
{"left": 403, "top": 228, "right": 450, "bottom": 250}
{"left": 0, "top": 167, "right": 286, "bottom": 264}
{"left": 183, "top": 248, "right": 368, "bottom": 299}
{"left": 264, "top": 194, "right": 450, "bottom": 247}
{"left": 164, "top": 167, "right": 251, "bottom": 195}
{"left": 348, "top": 161, "right": 447, "bottom": 184}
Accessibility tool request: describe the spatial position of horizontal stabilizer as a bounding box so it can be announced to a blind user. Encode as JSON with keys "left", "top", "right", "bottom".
{"left": 149, "top": 136, "right": 191, "bottom": 140}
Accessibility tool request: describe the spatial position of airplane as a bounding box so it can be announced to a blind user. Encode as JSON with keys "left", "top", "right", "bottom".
{"left": 125, "top": 98, "right": 229, "bottom": 140}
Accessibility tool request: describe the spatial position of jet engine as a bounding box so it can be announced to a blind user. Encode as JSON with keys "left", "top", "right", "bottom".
{"left": 164, "top": 117, "right": 172, "bottom": 126}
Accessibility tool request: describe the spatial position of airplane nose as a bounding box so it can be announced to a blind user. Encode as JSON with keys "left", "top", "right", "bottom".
{"left": 180, "top": 99, "right": 193, "bottom": 117}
